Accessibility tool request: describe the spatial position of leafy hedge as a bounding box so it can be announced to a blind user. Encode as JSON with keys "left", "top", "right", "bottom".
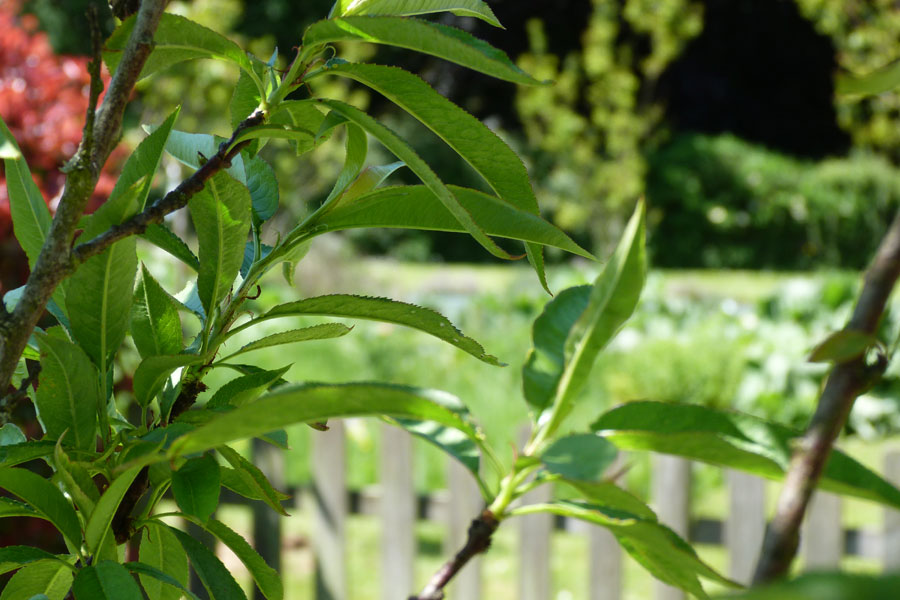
{"left": 646, "top": 133, "right": 900, "bottom": 269}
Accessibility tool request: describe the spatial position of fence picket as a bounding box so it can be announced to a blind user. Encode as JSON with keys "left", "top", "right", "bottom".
{"left": 589, "top": 526, "right": 621, "bottom": 600}
{"left": 518, "top": 483, "right": 553, "bottom": 600}
{"left": 380, "top": 424, "right": 415, "bottom": 599}
{"left": 726, "top": 470, "right": 765, "bottom": 584}
{"left": 447, "top": 457, "right": 483, "bottom": 600}
{"left": 313, "top": 422, "right": 348, "bottom": 600}
{"left": 801, "top": 490, "right": 842, "bottom": 569}
{"left": 652, "top": 455, "right": 691, "bottom": 600}
{"left": 883, "top": 451, "right": 900, "bottom": 570}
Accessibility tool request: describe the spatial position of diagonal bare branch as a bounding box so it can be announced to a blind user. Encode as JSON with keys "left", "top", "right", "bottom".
{"left": 753, "top": 211, "right": 900, "bottom": 583}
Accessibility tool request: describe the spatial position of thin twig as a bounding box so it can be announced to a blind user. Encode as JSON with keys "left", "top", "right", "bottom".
{"left": 410, "top": 510, "right": 498, "bottom": 600}
{"left": 0, "top": 1, "right": 167, "bottom": 404}
{"left": 753, "top": 212, "right": 900, "bottom": 583}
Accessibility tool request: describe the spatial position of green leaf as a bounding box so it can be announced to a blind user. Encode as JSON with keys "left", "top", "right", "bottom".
{"left": 306, "top": 17, "right": 538, "bottom": 85}
{"left": 131, "top": 264, "right": 184, "bottom": 359}
{"left": 199, "top": 518, "right": 283, "bottom": 600}
{"left": 336, "top": 162, "right": 404, "bottom": 207}
{"left": 519, "top": 501, "right": 735, "bottom": 598}
{"left": 0, "top": 496, "right": 40, "bottom": 519}
{"left": 522, "top": 286, "right": 592, "bottom": 414}
{"left": 717, "top": 572, "right": 900, "bottom": 599}
{"left": 315, "top": 98, "right": 514, "bottom": 259}
{"left": 65, "top": 231, "right": 138, "bottom": 369}
{"left": 0, "top": 560, "right": 73, "bottom": 600}
{"left": 313, "top": 184, "right": 591, "bottom": 258}
{"left": 218, "top": 324, "right": 352, "bottom": 362}
{"left": 837, "top": 59, "right": 900, "bottom": 97}
{"left": 267, "top": 101, "right": 329, "bottom": 156}
{"left": 133, "top": 354, "right": 208, "bottom": 408}
{"left": 231, "top": 69, "right": 262, "bottom": 132}
{"left": 332, "top": 0, "right": 502, "bottom": 27}
{"left": 169, "top": 525, "right": 248, "bottom": 600}
{"left": 160, "top": 128, "right": 248, "bottom": 181}
{"left": 104, "top": 13, "right": 253, "bottom": 81}
{"left": 242, "top": 294, "right": 502, "bottom": 365}
{"left": 0, "top": 468, "right": 81, "bottom": 549}
{"left": 0, "top": 441, "right": 55, "bottom": 468}
{"left": 244, "top": 153, "right": 279, "bottom": 225}
{"left": 593, "top": 401, "right": 900, "bottom": 509}
{"left": 53, "top": 443, "right": 99, "bottom": 515}
{"left": 314, "top": 63, "right": 550, "bottom": 284}
{"left": 808, "top": 329, "right": 877, "bottom": 363}
{"left": 34, "top": 331, "right": 99, "bottom": 451}
{"left": 138, "top": 522, "right": 189, "bottom": 600}
{"left": 0, "top": 115, "right": 50, "bottom": 268}
{"left": 558, "top": 480, "right": 658, "bottom": 521}
{"left": 0, "top": 423, "right": 26, "bottom": 446}
{"left": 218, "top": 446, "right": 290, "bottom": 515}
{"left": 318, "top": 123, "right": 368, "bottom": 214}
{"left": 125, "top": 562, "right": 199, "bottom": 600}
{"left": 171, "top": 454, "right": 220, "bottom": 522}
{"left": 72, "top": 561, "right": 142, "bottom": 600}
{"left": 541, "top": 433, "right": 618, "bottom": 482}
{"left": 169, "top": 382, "right": 482, "bottom": 458}
{"left": 0, "top": 547, "right": 65, "bottom": 574}
{"left": 140, "top": 224, "right": 200, "bottom": 272}
{"left": 207, "top": 365, "right": 291, "bottom": 410}
{"left": 539, "top": 201, "right": 646, "bottom": 433}
{"left": 391, "top": 417, "right": 482, "bottom": 481}
{"left": 84, "top": 465, "right": 143, "bottom": 555}
{"left": 189, "top": 171, "right": 252, "bottom": 314}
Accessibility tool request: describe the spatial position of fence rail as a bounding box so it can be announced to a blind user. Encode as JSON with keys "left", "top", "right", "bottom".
{"left": 200, "top": 426, "right": 900, "bottom": 600}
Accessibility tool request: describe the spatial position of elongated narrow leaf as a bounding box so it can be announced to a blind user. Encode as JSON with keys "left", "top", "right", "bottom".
{"left": 244, "top": 153, "right": 279, "bottom": 225}
{"left": 0, "top": 468, "right": 81, "bottom": 548}
{"left": 65, "top": 233, "right": 138, "bottom": 369}
{"left": 321, "top": 123, "right": 368, "bottom": 211}
{"left": 541, "top": 433, "right": 618, "bottom": 482}
{"left": 315, "top": 98, "right": 513, "bottom": 259}
{"left": 139, "top": 522, "right": 189, "bottom": 600}
{"left": 160, "top": 129, "right": 247, "bottom": 182}
{"left": 0, "top": 441, "right": 55, "bottom": 468}
{"left": 390, "top": 417, "right": 482, "bottom": 482}
{"left": 72, "top": 561, "right": 142, "bottom": 600}
{"left": 837, "top": 59, "right": 900, "bottom": 97}
{"left": 141, "top": 224, "right": 200, "bottom": 271}
{"left": 53, "top": 443, "right": 99, "bottom": 515}
{"left": 125, "top": 562, "right": 199, "bottom": 600}
{"left": 189, "top": 171, "right": 252, "bottom": 314}
{"left": 245, "top": 294, "right": 502, "bottom": 365}
{"left": 104, "top": 13, "right": 252, "bottom": 81}
{"left": 231, "top": 69, "right": 262, "bottom": 131}
{"left": 169, "top": 526, "right": 248, "bottom": 600}
{"left": 219, "top": 324, "right": 351, "bottom": 362}
{"left": 0, "top": 497, "right": 40, "bottom": 519}
{"left": 541, "top": 201, "right": 646, "bottom": 427}
{"left": 521, "top": 501, "right": 735, "bottom": 598}
{"left": 593, "top": 401, "right": 900, "bottom": 509}
{"left": 84, "top": 465, "right": 143, "bottom": 555}
{"left": 207, "top": 365, "right": 291, "bottom": 409}
{"left": 808, "top": 329, "right": 877, "bottom": 363}
{"left": 718, "top": 572, "right": 900, "bottom": 599}
{"left": 169, "top": 382, "right": 481, "bottom": 458}
{"left": 197, "top": 518, "right": 282, "bottom": 600}
{"left": 333, "top": 0, "right": 501, "bottom": 27}
{"left": 0, "top": 560, "right": 73, "bottom": 600}
{"left": 559, "top": 480, "right": 658, "bottom": 521}
{"left": 218, "top": 446, "right": 290, "bottom": 515}
{"left": 0, "top": 115, "right": 50, "bottom": 268}
{"left": 34, "top": 331, "right": 99, "bottom": 451}
{"left": 133, "top": 354, "right": 207, "bottom": 408}
{"left": 0, "top": 547, "right": 64, "bottom": 574}
{"left": 522, "top": 285, "right": 591, "bottom": 413}
{"left": 171, "top": 454, "right": 220, "bottom": 522}
{"left": 0, "top": 423, "right": 26, "bottom": 446}
{"left": 314, "top": 63, "right": 550, "bottom": 285}
{"left": 132, "top": 264, "right": 184, "bottom": 359}
{"left": 306, "top": 17, "right": 537, "bottom": 85}
{"left": 314, "top": 184, "right": 591, "bottom": 258}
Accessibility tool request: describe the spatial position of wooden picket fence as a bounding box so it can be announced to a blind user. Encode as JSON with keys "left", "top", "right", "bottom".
{"left": 197, "top": 426, "right": 900, "bottom": 600}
